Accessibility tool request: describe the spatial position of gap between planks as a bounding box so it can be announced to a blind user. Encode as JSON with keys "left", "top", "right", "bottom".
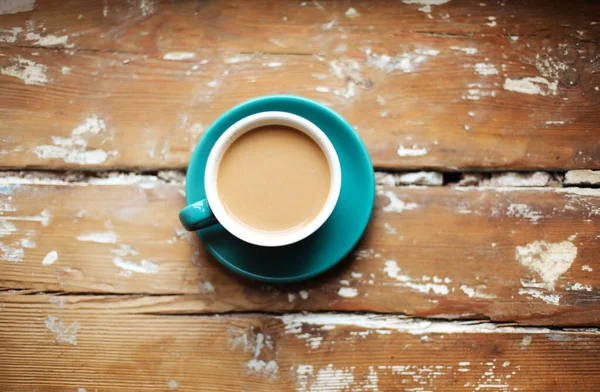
{"left": 0, "top": 169, "right": 599, "bottom": 188}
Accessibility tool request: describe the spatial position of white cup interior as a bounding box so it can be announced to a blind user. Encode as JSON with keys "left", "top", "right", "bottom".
{"left": 204, "top": 111, "right": 341, "bottom": 247}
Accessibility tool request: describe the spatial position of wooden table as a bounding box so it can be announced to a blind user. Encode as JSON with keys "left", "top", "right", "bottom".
{"left": 1, "top": 1, "right": 599, "bottom": 391}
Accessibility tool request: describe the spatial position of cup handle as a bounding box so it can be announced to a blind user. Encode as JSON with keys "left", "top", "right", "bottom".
{"left": 179, "top": 199, "right": 218, "bottom": 231}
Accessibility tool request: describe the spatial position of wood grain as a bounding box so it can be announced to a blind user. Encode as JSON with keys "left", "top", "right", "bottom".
{"left": 0, "top": 293, "right": 599, "bottom": 392}
{"left": 0, "top": 0, "right": 599, "bottom": 170}
{"left": 1, "top": 179, "right": 598, "bottom": 325}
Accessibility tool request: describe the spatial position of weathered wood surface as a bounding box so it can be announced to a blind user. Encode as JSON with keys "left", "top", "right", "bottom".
{"left": 1, "top": 0, "right": 599, "bottom": 170}
{"left": 1, "top": 178, "right": 598, "bottom": 325}
{"left": 1, "top": 293, "right": 599, "bottom": 392}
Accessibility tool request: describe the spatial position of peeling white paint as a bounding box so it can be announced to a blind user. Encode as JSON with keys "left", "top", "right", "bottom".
{"left": 282, "top": 313, "right": 552, "bottom": 336}
{"left": 0, "top": 27, "right": 23, "bottom": 43}
{"left": 565, "top": 170, "right": 600, "bottom": 186}
{"left": 31, "top": 115, "right": 116, "bottom": 165}
{"left": 168, "top": 380, "right": 179, "bottom": 390}
{"left": 1, "top": 56, "right": 48, "bottom": 86}
{"left": 42, "top": 250, "right": 58, "bottom": 265}
{"left": 378, "top": 190, "right": 419, "bottom": 214}
{"left": 113, "top": 257, "right": 159, "bottom": 274}
{"left": 45, "top": 315, "right": 79, "bottom": 345}
{"left": 516, "top": 239, "right": 577, "bottom": 290}
{"left": 0, "top": 0, "right": 35, "bottom": 15}
{"left": 582, "top": 265, "right": 593, "bottom": 272}
{"left": 397, "top": 144, "right": 428, "bottom": 157}
{"left": 503, "top": 76, "right": 558, "bottom": 96}
{"left": 396, "top": 172, "right": 443, "bottom": 186}
{"left": 24, "top": 31, "right": 71, "bottom": 47}
{"left": 0, "top": 209, "right": 51, "bottom": 226}
{"left": 518, "top": 288, "right": 560, "bottom": 306}
{"left": 567, "top": 282, "right": 592, "bottom": 292}
{"left": 0, "top": 243, "right": 24, "bottom": 262}
{"left": 163, "top": 52, "right": 195, "bottom": 61}
{"left": 507, "top": 203, "right": 543, "bottom": 224}
{"left": 76, "top": 232, "right": 117, "bottom": 244}
{"left": 486, "top": 172, "right": 551, "bottom": 187}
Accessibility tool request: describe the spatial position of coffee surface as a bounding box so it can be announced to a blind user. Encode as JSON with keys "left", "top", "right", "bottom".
{"left": 217, "top": 125, "right": 331, "bottom": 232}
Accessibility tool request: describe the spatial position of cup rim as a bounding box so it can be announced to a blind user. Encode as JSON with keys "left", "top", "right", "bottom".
{"left": 204, "top": 111, "right": 342, "bottom": 247}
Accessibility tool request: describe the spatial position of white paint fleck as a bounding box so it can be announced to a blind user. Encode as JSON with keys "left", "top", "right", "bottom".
{"left": 0, "top": 221, "right": 16, "bottom": 237}
{"left": 507, "top": 203, "right": 543, "bottom": 224}
{"left": 1, "top": 56, "right": 48, "bottom": 86}
{"left": 20, "top": 237, "right": 36, "bottom": 248}
{"left": 567, "top": 282, "right": 592, "bottom": 292}
{"left": 351, "top": 272, "right": 363, "bottom": 279}
{"left": 199, "top": 281, "right": 215, "bottom": 294}
{"left": 486, "top": 16, "right": 497, "bottom": 27}
{"left": 163, "top": 52, "right": 195, "bottom": 61}
{"left": 76, "top": 231, "right": 117, "bottom": 244}
{"left": 402, "top": 0, "right": 452, "bottom": 16}
{"left": 397, "top": 144, "right": 428, "bottom": 157}
{"left": 113, "top": 257, "right": 159, "bottom": 274}
{"left": 364, "top": 47, "right": 438, "bottom": 74}
{"left": 0, "top": 243, "right": 24, "bottom": 263}
{"left": 24, "top": 31, "right": 71, "bottom": 47}
{"left": 265, "top": 62, "right": 282, "bottom": 67}
{"left": 311, "top": 364, "right": 355, "bottom": 391}
{"left": 0, "top": 209, "right": 51, "bottom": 227}
{"left": 338, "top": 287, "right": 358, "bottom": 298}
{"left": 460, "top": 284, "right": 496, "bottom": 299}
{"left": 315, "top": 86, "right": 330, "bottom": 93}
{"left": 474, "top": 63, "right": 498, "bottom": 75}
{"left": 516, "top": 239, "right": 577, "bottom": 290}
{"left": 379, "top": 190, "right": 419, "bottom": 214}
{"left": 0, "top": 0, "right": 35, "bottom": 15}
{"left": 503, "top": 76, "right": 558, "bottom": 96}
{"left": 268, "top": 37, "right": 286, "bottom": 47}
{"left": 60, "top": 66, "right": 71, "bottom": 75}
{"left": 45, "top": 315, "right": 79, "bottom": 345}
{"left": 344, "top": 7, "right": 360, "bottom": 18}
{"left": 464, "top": 124, "right": 471, "bottom": 131}
{"left": 545, "top": 120, "right": 565, "bottom": 125}
{"left": 384, "top": 260, "right": 449, "bottom": 295}
{"left": 139, "top": 0, "right": 155, "bottom": 16}
{"left": 396, "top": 172, "right": 443, "bottom": 186}
{"left": 168, "top": 380, "right": 179, "bottom": 389}
{"left": 450, "top": 46, "right": 478, "bottom": 55}
{"left": 582, "top": 265, "right": 593, "bottom": 272}
{"left": 42, "top": 250, "right": 58, "bottom": 266}
{"left": 509, "top": 35, "right": 519, "bottom": 41}
{"left": 225, "top": 54, "right": 253, "bottom": 64}
{"left": 78, "top": 388, "right": 87, "bottom": 392}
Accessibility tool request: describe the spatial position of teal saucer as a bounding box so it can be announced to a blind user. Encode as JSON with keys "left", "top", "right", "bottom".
{"left": 186, "top": 95, "right": 375, "bottom": 283}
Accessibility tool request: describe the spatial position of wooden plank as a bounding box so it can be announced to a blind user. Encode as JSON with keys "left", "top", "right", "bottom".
{"left": 1, "top": 1, "right": 599, "bottom": 170}
{"left": 1, "top": 177, "right": 598, "bottom": 325}
{"left": 0, "top": 293, "right": 599, "bottom": 392}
